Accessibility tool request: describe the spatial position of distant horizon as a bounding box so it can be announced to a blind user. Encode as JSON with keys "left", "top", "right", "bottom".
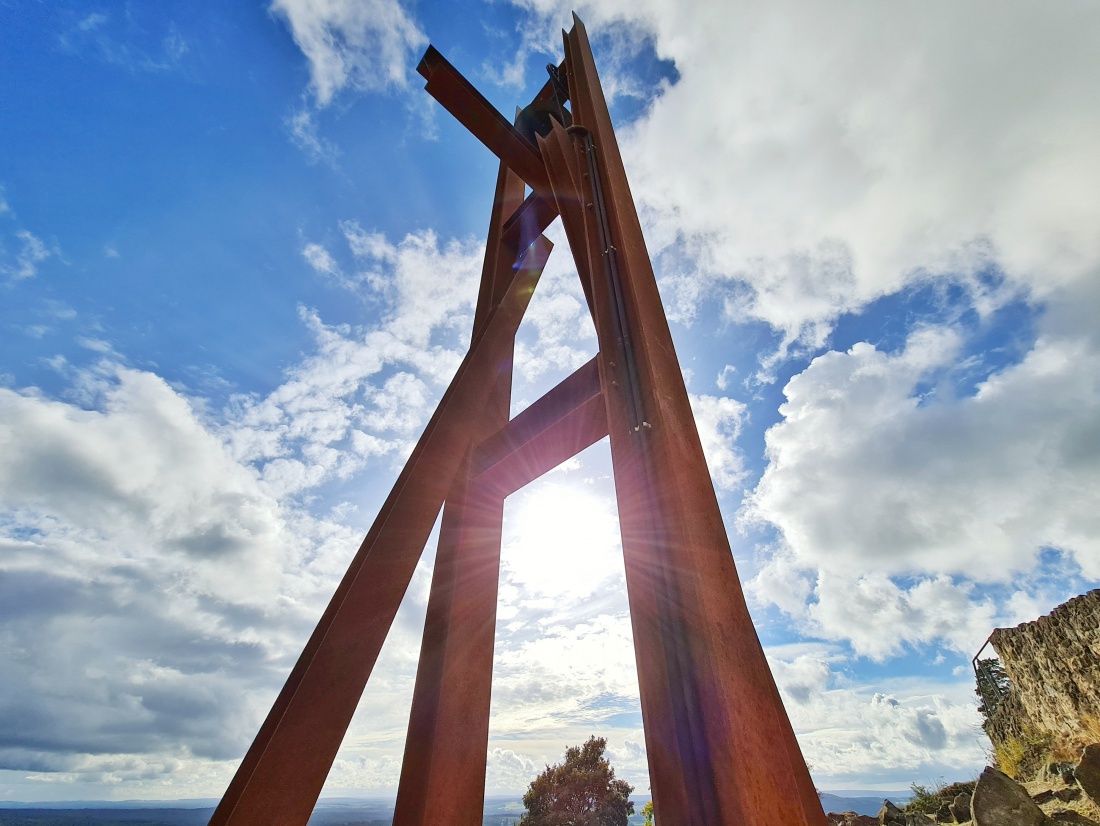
{"left": 0, "top": 789, "right": 918, "bottom": 808}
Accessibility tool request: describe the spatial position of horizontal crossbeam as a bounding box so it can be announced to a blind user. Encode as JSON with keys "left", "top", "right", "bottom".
{"left": 418, "top": 47, "right": 551, "bottom": 196}
{"left": 472, "top": 356, "right": 606, "bottom": 496}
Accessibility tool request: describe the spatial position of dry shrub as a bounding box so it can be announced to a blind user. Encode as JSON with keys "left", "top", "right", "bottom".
{"left": 994, "top": 732, "right": 1052, "bottom": 780}
{"left": 994, "top": 737, "right": 1026, "bottom": 778}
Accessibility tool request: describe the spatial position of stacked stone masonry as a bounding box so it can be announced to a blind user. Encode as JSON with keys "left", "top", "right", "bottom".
{"left": 986, "top": 589, "right": 1100, "bottom": 750}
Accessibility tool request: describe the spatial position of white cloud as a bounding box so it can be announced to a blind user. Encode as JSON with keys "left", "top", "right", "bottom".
{"left": 0, "top": 364, "right": 370, "bottom": 784}
{"left": 485, "top": 748, "right": 538, "bottom": 796}
{"left": 230, "top": 227, "right": 487, "bottom": 497}
{"left": 1, "top": 190, "right": 56, "bottom": 282}
{"left": 747, "top": 325, "right": 1100, "bottom": 581}
{"left": 77, "top": 13, "right": 108, "bottom": 32}
{"left": 763, "top": 649, "right": 987, "bottom": 785}
{"left": 511, "top": 225, "right": 599, "bottom": 386}
{"left": 688, "top": 392, "right": 747, "bottom": 492}
{"left": 0, "top": 220, "right": 501, "bottom": 795}
{"left": 285, "top": 108, "right": 341, "bottom": 166}
{"left": 743, "top": 310, "right": 1100, "bottom": 657}
{"left": 271, "top": 0, "right": 426, "bottom": 107}
{"left": 510, "top": 0, "right": 1100, "bottom": 358}
{"left": 58, "top": 12, "right": 192, "bottom": 73}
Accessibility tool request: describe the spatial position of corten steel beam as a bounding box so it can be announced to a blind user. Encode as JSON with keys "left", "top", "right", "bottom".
{"left": 500, "top": 192, "right": 558, "bottom": 255}
{"left": 417, "top": 47, "right": 551, "bottom": 197}
{"left": 209, "top": 233, "right": 551, "bottom": 826}
{"left": 544, "top": 16, "right": 826, "bottom": 825}
{"left": 392, "top": 467, "right": 505, "bottom": 826}
{"left": 471, "top": 356, "right": 606, "bottom": 496}
{"left": 392, "top": 163, "right": 522, "bottom": 826}
{"left": 215, "top": 15, "right": 824, "bottom": 826}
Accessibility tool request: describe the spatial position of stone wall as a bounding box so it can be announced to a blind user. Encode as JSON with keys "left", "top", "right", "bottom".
{"left": 984, "top": 589, "right": 1100, "bottom": 752}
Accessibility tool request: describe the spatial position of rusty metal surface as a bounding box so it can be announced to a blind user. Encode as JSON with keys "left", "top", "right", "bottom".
{"left": 392, "top": 468, "right": 505, "bottom": 826}
{"left": 392, "top": 159, "right": 521, "bottom": 826}
{"left": 555, "top": 16, "right": 826, "bottom": 824}
{"left": 214, "top": 16, "right": 824, "bottom": 826}
{"left": 501, "top": 192, "right": 558, "bottom": 255}
{"left": 472, "top": 356, "right": 606, "bottom": 496}
{"left": 417, "top": 46, "right": 550, "bottom": 196}
{"left": 209, "top": 235, "right": 551, "bottom": 826}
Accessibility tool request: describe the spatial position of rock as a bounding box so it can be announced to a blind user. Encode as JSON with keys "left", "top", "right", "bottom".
{"left": 826, "top": 813, "right": 878, "bottom": 826}
{"left": 950, "top": 791, "right": 973, "bottom": 822}
{"left": 1076, "top": 743, "right": 1100, "bottom": 805}
{"left": 1054, "top": 786, "right": 1082, "bottom": 802}
{"left": 879, "top": 800, "right": 904, "bottom": 824}
{"left": 971, "top": 766, "right": 1046, "bottom": 826}
{"left": 934, "top": 802, "right": 953, "bottom": 822}
{"left": 1046, "top": 762, "right": 1077, "bottom": 786}
{"left": 1033, "top": 788, "right": 1057, "bottom": 804}
{"left": 1048, "top": 812, "right": 1100, "bottom": 825}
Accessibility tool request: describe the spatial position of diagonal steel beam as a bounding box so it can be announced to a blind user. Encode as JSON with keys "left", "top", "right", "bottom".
{"left": 209, "top": 235, "right": 552, "bottom": 826}
{"left": 392, "top": 157, "right": 521, "bottom": 826}
{"left": 501, "top": 191, "right": 558, "bottom": 254}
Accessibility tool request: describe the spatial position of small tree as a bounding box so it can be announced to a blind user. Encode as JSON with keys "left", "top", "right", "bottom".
{"left": 641, "top": 799, "right": 654, "bottom": 825}
{"left": 518, "top": 737, "right": 634, "bottom": 826}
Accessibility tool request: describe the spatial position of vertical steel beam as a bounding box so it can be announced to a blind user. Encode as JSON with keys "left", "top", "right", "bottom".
{"left": 392, "top": 464, "right": 507, "bottom": 826}
{"left": 392, "top": 164, "right": 524, "bottom": 826}
{"left": 208, "top": 233, "right": 551, "bottom": 826}
{"left": 556, "top": 15, "right": 826, "bottom": 826}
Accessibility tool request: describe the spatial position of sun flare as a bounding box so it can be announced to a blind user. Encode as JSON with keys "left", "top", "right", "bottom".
{"left": 502, "top": 482, "right": 623, "bottom": 598}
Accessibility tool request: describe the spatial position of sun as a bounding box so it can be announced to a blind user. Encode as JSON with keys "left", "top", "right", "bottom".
{"left": 502, "top": 480, "right": 623, "bottom": 598}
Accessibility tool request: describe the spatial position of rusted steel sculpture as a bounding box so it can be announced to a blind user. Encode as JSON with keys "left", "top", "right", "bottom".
{"left": 210, "top": 15, "right": 826, "bottom": 826}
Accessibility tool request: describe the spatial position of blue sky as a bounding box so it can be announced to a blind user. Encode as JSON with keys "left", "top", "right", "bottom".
{"left": 2, "top": 0, "right": 1099, "bottom": 805}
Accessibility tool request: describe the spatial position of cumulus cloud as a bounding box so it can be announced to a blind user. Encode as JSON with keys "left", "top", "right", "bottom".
{"left": 510, "top": 0, "right": 1100, "bottom": 361}
{"left": 747, "top": 326, "right": 1100, "bottom": 579}
{"left": 231, "top": 226, "right": 487, "bottom": 497}
{"left": 0, "top": 364, "right": 365, "bottom": 785}
{"left": 0, "top": 221, "right": 504, "bottom": 794}
{"left": 743, "top": 308, "right": 1100, "bottom": 657}
{"left": 271, "top": 0, "right": 426, "bottom": 107}
{"left": 688, "top": 392, "right": 747, "bottom": 492}
{"left": 763, "top": 647, "right": 987, "bottom": 784}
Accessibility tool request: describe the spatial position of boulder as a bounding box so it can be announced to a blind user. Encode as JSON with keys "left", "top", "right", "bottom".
{"left": 971, "top": 766, "right": 1046, "bottom": 826}
{"left": 1045, "top": 762, "right": 1077, "bottom": 787}
{"left": 826, "top": 813, "right": 878, "bottom": 826}
{"left": 1076, "top": 742, "right": 1100, "bottom": 806}
{"left": 1054, "top": 786, "right": 1082, "bottom": 803}
{"left": 1033, "top": 788, "right": 1056, "bottom": 805}
{"left": 950, "top": 791, "right": 972, "bottom": 822}
{"left": 934, "top": 802, "right": 953, "bottom": 822}
{"left": 879, "top": 800, "right": 904, "bottom": 824}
